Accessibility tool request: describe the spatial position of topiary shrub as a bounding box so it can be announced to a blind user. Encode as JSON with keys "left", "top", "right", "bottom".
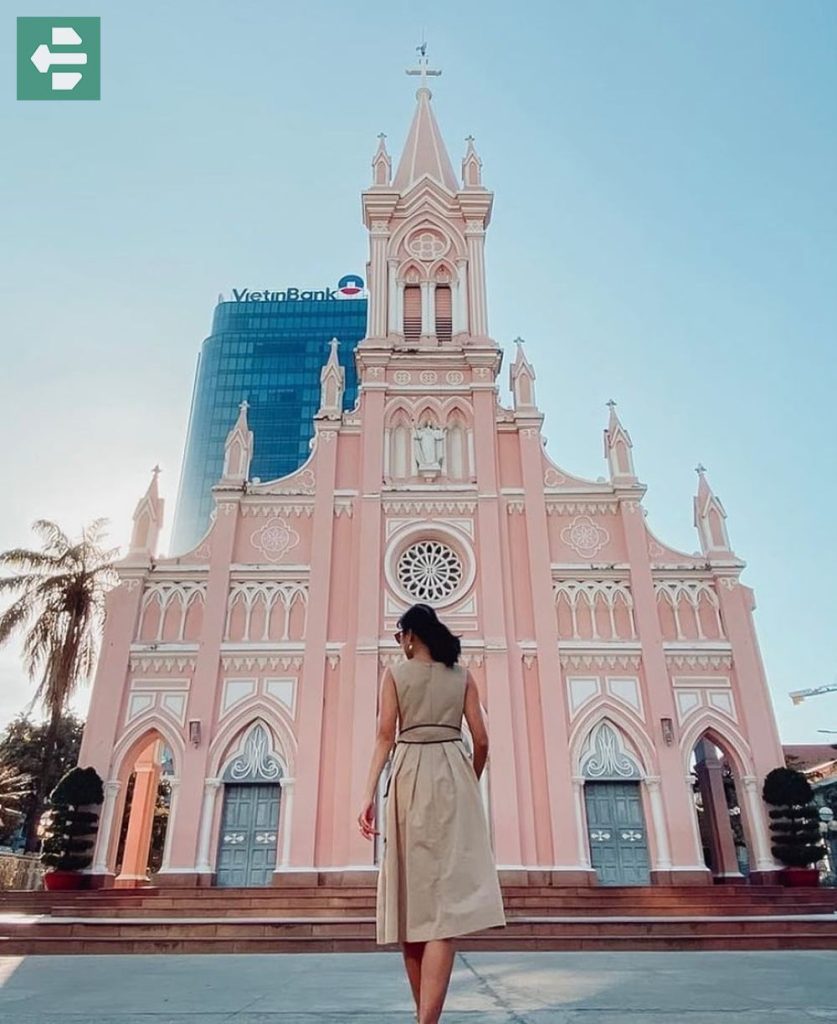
{"left": 762, "top": 767, "right": 826, "bottom": 869}
{"left": 41, "top": 766, "right": 104, "bottom": 872}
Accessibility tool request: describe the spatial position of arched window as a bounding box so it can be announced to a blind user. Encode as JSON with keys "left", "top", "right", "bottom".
{"left": 435, "top": 285, "right": 452, "bottom": 344}
{"left": 403, "top": 286, "right": 421, "bottom": 343}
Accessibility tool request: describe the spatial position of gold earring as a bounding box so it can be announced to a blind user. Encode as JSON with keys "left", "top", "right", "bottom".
{"left": 407, "top": 642, "right": 414, "bottom": 655}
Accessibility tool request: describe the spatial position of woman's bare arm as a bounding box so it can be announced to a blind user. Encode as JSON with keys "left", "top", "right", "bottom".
{"left": 360, "top": 668, "right": 398, "bottom": 810}
{"left": 463, "top": 670, "right": 489, "bottom": 780}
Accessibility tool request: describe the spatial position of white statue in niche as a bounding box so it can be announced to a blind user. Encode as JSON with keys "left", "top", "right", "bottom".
{"left": 413, "top": 422, "right": 446, "bottom": 472}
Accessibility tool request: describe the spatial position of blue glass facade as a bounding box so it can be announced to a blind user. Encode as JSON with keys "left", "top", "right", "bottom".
{"left": 172, "top": 297, "right": 366, "bottom": 553}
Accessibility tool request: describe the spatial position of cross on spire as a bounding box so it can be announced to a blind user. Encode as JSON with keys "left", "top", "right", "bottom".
{"left": 407, "top": 43, "right": 442, "bottom": 91}
{"left": 695, "top": 463, "right": 707, "bottom": 475}
{"left": 606, "top": 399, "right": 617, "bottom": 409}
{"left": 151, "top": 464, "right": 161, "bottom": 478}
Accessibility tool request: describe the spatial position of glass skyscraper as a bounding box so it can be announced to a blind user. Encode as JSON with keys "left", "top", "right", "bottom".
{"left": 172, "top": 293, "right": 366, "bottom": 553}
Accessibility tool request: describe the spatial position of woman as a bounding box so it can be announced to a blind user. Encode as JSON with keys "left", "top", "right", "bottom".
{"left": 357, "top": 603, "right": 506, "bottom": 1024}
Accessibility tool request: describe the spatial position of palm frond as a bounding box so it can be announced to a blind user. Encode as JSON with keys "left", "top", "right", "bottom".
{"left": 32, "top": 520, "right": 71, "bottom": 556}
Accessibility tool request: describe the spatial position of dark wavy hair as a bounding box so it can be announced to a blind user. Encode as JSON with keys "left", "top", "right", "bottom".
{"left": 398, "top": 603, "right": 462, "bottom": 668}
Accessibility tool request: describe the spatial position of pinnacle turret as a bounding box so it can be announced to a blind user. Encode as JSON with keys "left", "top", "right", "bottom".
{"left": 693, "top": 464, "right": 733, "bottom": 555}
{"left": 603, "top": 400, "right": 637, "bottom": 483}
{"left": 128, "top": 465, "right": 164, "bottom": 557}
{"left": 221, "top": 400, "right": 254, "bottom": 483}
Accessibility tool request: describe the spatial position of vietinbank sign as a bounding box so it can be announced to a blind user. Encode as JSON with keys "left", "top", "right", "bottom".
{"left": 231, "top": 274, "right": 365, "bottom": 303}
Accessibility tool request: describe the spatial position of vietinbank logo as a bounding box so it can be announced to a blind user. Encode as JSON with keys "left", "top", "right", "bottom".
{"left": 230, "top": 275, "right": 365, "bottom": 303}
{"left": 337, "top": 274, "right": 364, "bottom": 297}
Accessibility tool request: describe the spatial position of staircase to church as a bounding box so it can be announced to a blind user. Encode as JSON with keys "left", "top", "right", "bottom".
{"left": 2, "top": 883, "right": 836, "bottom": 954}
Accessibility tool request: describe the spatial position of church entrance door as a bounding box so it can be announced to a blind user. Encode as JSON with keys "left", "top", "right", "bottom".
{"left": 585, "top": 781, "right": 651, "bottom": 886}
{"left": 216, "top": 783, "right": 281, "bottom": 887}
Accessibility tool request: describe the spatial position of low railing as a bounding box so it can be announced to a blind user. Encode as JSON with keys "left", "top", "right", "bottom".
{"left": 0, "top": 851, "right": 43, "bottom": 890}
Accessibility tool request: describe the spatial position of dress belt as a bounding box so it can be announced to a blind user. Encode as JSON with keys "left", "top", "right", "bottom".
{"left": 396, "top": 723, "right": 463, "bottom": 745}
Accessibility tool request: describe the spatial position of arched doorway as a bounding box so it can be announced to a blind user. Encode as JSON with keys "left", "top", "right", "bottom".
{"left": 216, "top": 722, "right": 284, "bottom": 887}
{"left": 689, "top": 734, "right": 752, "bottom": 881}
{"left": 114, "top": 735, "right": 176, "bottom": 887}
{"left": 580, "top": 720, "right": 651, "bottom": 886}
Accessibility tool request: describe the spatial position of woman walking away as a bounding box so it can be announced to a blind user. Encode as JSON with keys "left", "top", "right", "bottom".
{"left": 357, "top": 603, "right": 506, "bottom": 1024}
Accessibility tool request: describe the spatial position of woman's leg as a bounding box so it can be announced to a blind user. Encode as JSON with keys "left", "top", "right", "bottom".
{"left": 418, "top": 938, "right": 456, "bottom": 1024}
{"left": 401, "top": 941, "right": 425, "bottom": 1017}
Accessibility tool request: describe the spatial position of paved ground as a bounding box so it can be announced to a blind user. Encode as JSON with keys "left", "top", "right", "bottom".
{"left": 0, "top": 951, "right": 835, "bottom": 1022}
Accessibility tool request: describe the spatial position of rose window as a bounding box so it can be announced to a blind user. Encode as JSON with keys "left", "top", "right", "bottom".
{"left": 396, "top": 541, "right": 463, "bottom": 602}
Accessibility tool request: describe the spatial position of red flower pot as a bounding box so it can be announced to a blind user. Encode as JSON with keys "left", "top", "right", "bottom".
{"left": 779, "top": 867, "right": 820, "bottom": 888}
{"left": 43, "top": 870, "right": 86, "bottom": 891}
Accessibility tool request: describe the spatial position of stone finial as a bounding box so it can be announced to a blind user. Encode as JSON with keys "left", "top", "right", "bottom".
{"left": 128, "top": 466, "right": 165, "bottom": 557}
{"left": 693, "top": 465, "right": 732, "bottom": 555}
{"left": 510, "top": 338, "right": 537, "bottom": 410}
{"left": 222, "top": 400, "right": 254, "bottom": 483}
{"left": 603, "top": 401, "right": 636, "bottom": 483}
{"left": 317, "top": 338, "right": 345, "bottom": 420}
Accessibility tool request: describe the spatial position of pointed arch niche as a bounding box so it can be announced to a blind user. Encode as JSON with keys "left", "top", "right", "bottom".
{"left": 574, "top": 719, "right": 659, "bottom": 886}
{"left": 105, "top": 725, "right": 179, "bottom": 888}
{"left": 387, "top": 407, "right": 415, "bottom": 481}
{"left": 682, "top": 719, "right": 771, "bottom": 882}
{"left": 197, "top": 719, "right": 297, "bottom": 884}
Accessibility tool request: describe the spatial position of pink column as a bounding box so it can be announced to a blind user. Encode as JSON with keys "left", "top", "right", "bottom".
{"left": 495, "top": 507, "right": 536, "bottom": 866}
{"left": 114, "top": 740, "right": 161, "bottom": 887}
{"left": 79, "top": 578, "right": 144, "bottom": 778}
{"left": 471, "top": 381, "right": 525, "bottom": 867}
{"left": 694, "top": 743, "right": 742, "bottom": 880}
{"left": 715, "top": 578, "right": 783, "bottom": 878}
{"left": 343, "top": 381, "right": 387, "bottom": 868}
{"left": 715, "top": 580, "right": 784, "bottom": 773}
{"left": 620, "top": 498, "right": 710, "bottom": 883}
{"left": 518, "top": 428, "right": 588, "bottom": 873}
{"left": 165, "top": 500, "right": 236, "bottom": 881}
{"left": 289, "top": 427, "right": 339, "bottom": 871}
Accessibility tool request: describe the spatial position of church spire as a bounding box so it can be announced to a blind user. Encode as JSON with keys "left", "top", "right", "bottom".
{"left": 462, "top": 135, "right": 483, "bottom": 189}
{"left": 604, "top": 400, "right": 637, "bottom": 483}
{"left": 371, "top": 132, "right": 391, "bottom": 188}
{"left": 510, "top": 337, "right": 537, "bottom": 410}
{"left": 221, "top": 400, "right": 254, "bottom": 483}
{"left": 317, "top": 338, "right": 345, "bottom": 420}
{"left": 128, "top": 465, "right": 164, "bottom": 557}
{"left": 392, "top": 47, "right": 458, "bottom": 193}
{"left": 693, "top": 464, "right": 733, "bottom": 556}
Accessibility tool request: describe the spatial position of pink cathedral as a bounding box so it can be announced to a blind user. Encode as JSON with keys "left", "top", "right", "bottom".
{"left": 80, "top": 58, "right": 785, "bottom": 891}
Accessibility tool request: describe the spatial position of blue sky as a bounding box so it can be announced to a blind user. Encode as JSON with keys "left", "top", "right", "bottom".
{"left": 2, "top": 1, "right": 835, "bottom": 741}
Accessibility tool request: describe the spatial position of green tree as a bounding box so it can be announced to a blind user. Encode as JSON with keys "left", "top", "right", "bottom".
{"left": 0, "top": 713, "right": 84, "bottom": 847}
{"left": 0, "top": 518, "right": 116, "bottom": 849}
{"left": 0, "top": 763, "right": 31, "bottom": 832}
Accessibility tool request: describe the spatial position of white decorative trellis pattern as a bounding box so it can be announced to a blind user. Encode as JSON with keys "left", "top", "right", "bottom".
{"left": 560, "top": 515, "right": 610, "bottom": 558}
{"left": 580, "top": 721, "right": 643, "bottom": 780}
{"left": 226, "top": 581, "right": 308, "bottom": 642}
{"left": 223, "top": 722, "right": 283, "bottom": 783}
{"left": 553, "top": 579, "right": 636, "bottom": 640}
{"left": 251, "top": 518, "right": 300, "bottom": 563}
{"left": 139, "top": 581, "right": 207, "bottom": 643}
{"left": 654, "top": 580, "right": 724, "bottom": 640}
{"left": 396, "top": 541, "right": 463, "bottom": 602}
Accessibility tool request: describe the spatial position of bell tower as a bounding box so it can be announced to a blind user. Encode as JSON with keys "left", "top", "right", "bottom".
{"left": 361, "top": 48, "right": 494, "bottom": 348}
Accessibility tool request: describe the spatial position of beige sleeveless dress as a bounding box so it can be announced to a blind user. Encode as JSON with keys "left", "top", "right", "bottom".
{"left": 376, "top": 658, "right": 506, "bottom": 944}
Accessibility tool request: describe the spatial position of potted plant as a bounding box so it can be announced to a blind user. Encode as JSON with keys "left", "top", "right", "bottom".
{"left": 762, "top": 767, "right": 826, "bottom": 887}
{"left": 41, "top": 766, "right": 104, "bottom": 890}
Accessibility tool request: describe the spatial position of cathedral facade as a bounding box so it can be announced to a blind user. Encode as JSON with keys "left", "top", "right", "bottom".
{"left": 79, "top": 61, "right": 785, "bottom": 889}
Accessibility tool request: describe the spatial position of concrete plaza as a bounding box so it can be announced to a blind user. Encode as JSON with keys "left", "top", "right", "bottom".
{"left": 0, "top": 950, "right": 835, "bottom": 1023}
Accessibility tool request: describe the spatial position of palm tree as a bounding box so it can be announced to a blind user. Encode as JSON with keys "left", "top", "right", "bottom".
{"left": 0, "top": 520, "right": 117, "bottom": 849}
